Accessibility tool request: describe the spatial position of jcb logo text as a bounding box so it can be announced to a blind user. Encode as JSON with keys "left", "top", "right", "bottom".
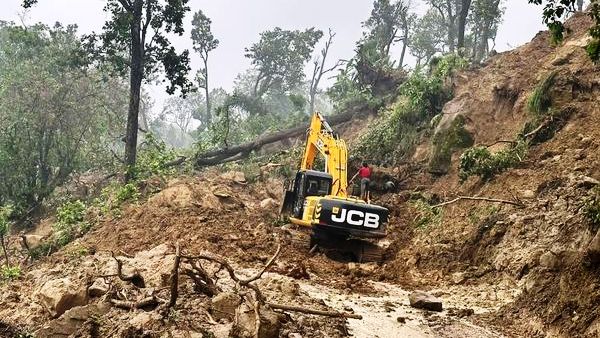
{"left": 331, "top": 209, "right": 379, "bottom": 228}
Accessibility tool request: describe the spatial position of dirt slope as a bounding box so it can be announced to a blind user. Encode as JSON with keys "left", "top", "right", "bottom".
{"left": 376, "top": 12, "right": 600, "bottom": 337}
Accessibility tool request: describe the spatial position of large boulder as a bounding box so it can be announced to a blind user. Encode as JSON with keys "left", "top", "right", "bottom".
{"left": 428, "top": 113, "right": 474, "bottom": 175}
{"left": 37, "top": 278, "right": 88, "bottom": 318}
{"left": 408, "top": 291, "right": 443, "bottom": 312}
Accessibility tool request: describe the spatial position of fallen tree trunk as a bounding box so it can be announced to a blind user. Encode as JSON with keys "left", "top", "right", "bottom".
{"left": 195, "top": 110, "right": 367, "bottom": 167}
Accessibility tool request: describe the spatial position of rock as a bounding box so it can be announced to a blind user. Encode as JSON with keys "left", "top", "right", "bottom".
{"left": 520, "top": 190, "right": 536, "bottom": 199}
{"left": 235, "top": 302, "right": 281, "bottom": 338}
{"left": 260, "top": 198, "right": 277, "bottom": 209}
{"left": 221, "top": 171, "right": 247, "bottom": 184}
{"left": 129, "top": 311, "right": 162, "bottom": 330}
{"left": 88, "top": 278, "right": 109, "bottom": 297}
{"left": 451, "top": 272, "right": 466, "bottom": 284}
{"left": 34, "top": 304, "right": 110, "bottom": 337}
{"left": 539, "top": 251, "right": 560, "bottom": 271}
{"left": 211, "top": 292, "right": 241, "bottom": 321}
{"left": 288, "top": 333, "right": 303, "bottom": 338}
{"left": 586, "top": 230, "right": 600, "bottom": 265}
{"left": 579, "top": 176, "right": 600, "bottom": 189}
{"left": 258, "top": 276, "right": 299, "bottom": 298}
{"left": 37, "top": 278, "right": 88, "bottom": 318}
{"left": 396, "top": 316, "right": 407, "bottom": 324}
{"left": 408, "top": 291, "right": 443, "bottom": 312}
{"left": 22, "top": 234, "right": 44, "bottom": 250}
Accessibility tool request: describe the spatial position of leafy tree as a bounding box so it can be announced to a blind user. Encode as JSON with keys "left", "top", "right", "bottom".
{"left": 427, "top": 0, "right": 459, "bottom": 52}
{"left": 467, "top": 0, "right": 504, "bottom": 62}
{"left": 244, "top": 27, "right": 323, "bottom": 98}
{"left": 409, "top": 9, "right": 447, "bottom": 66}
{"left": 363, "top": 0, "right": 413, "bottom": 66}
{"left": 0, "top": 23, "right": 127, "bottom": 210}
{"left": 191, "top": 10, "right": 219, "bottom": 117}
{"left": 528, "top": 0, "right": 600, "bottom": 62}
{"left": 23, "top": 0, "right": 194, "bottom": 181}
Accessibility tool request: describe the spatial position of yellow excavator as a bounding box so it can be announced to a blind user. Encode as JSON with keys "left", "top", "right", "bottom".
{"left": 280, "top": 112, "right": 389, "bottom": 262}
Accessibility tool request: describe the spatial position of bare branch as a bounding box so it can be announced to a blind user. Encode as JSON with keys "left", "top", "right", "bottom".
{"left": 111, "top": 296, "right": 158, "bottom": 310}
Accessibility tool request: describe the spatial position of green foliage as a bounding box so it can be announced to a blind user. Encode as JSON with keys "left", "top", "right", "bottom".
{"left": 245, "top": 27, "right": 323, "bottom": 96}
{"left": 353, "top": 54, "right": 467, "bottom": 164}
{"left": 527, "top": 71, "right": 557, "bottom": 115}
{"left": 0, "top": 205, "right": 13, "bottom": 238}
{"left": 584, "top": 188, "right": 600, "bottom": 228}
{"left": 133, "top": 133, "right": 178, "bottom": 180}
{"left": 53, "top": 200, "right": 89, "bottom": 246}
{"left": 0, "top": 22, "right": 127, "bottom": 211}
{"left": 411, "top": 199, "right": 442, "bottom": 229}
{"left": 66, "top": 244, "right": 89, "bottom": 259}
{"left": 528, "top": 0, "right": 600, "bottom": 62}
{"left": 1, "top": 265, "right": 21, "bottom": 281}
{"left": 116, "top": 183, "right": 141, "bottom": 204}
{"left": 363, "top": 0, "right": 412, "bottom": 58}
{"left": 459, "top": 141, "right": 528, "bottom": 181}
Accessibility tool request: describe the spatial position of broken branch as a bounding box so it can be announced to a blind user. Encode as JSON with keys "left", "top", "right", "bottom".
{"left": 268, "top": 303, "right": 363, "bottom": 319}
{"left": 110, "top": 296, "right": 158, "bottom": 310}
{"left": 166, "top": 243, "right": 181, "bottom": 309}
{"left": 431, "top": 196, "right": 524, "bottom": 208}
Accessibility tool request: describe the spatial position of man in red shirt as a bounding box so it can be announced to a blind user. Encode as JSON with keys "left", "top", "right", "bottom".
{"left": 351, "top": 162, "right": 371, "bottom": 202}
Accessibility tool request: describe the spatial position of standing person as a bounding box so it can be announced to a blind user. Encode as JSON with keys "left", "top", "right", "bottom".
{"left": 351, "top": 162, "right": 371, "bottom": 202}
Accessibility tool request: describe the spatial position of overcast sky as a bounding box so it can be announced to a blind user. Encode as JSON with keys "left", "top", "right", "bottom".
{"left": 1, "top": 0, "right": 548, "bottom": 115}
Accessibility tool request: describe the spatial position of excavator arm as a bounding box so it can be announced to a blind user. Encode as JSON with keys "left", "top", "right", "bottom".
{"left": 300, "top": 112, "right": 349, "bottom": 198}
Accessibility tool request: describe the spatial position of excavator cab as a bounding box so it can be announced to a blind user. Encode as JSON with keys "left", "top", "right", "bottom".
{"left": 282, "top": 170, "right": 333, "bottom": 218}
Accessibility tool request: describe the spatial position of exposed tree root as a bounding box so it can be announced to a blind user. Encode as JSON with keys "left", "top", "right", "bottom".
{"left": 110, "top": 251, "right": 145, "bottom": 288}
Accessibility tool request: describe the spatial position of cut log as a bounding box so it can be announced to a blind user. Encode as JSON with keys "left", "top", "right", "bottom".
{"left": 194, "top": 110, "right": 367, "bottom": 167}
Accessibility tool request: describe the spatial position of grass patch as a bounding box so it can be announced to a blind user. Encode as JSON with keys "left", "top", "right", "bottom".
{"left": 527, "top": 71, "right": 558, "bottom": 116}
{"left": 459, "top": 141, "right": 528, "bottom": 182}
{"left": 585, "top": 188, "right": 600, "bottom": 229}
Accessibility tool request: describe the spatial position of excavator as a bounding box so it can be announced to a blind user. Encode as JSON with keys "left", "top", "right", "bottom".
{"left": 280, "top": 112, "right": 389, "bottom": 262}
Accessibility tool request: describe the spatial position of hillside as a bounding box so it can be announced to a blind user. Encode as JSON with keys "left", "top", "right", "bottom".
{"left": 1, "top": 11, "right": 599, "bottom": 338}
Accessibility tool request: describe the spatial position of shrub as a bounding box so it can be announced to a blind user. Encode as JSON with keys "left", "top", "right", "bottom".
{"left": 527, "top": 71, "right": 557, "bottom": 116}
{"left": 459, "top": 141, "right": 528, "bottom": 182}
{"left": 585, "top": 188, "right": 600, "bottom": 228}
{"left": 116, "top": 183, "right": 140, "bottom": 204}
{"left": 411, "top": 199, "right": 442, "bottom": 229}
{"left": 53, "top": 200, "right": 89, "bottom": 246}
{"left": 0, "top": 205, "right": 12, "bottom": 238}
{"left": 353, "top": 54, "right": 467, "bottom": 164}
{"left": 132, "top": 133, "right": 178, "bottom": 180}
{"left": 1, "top": 265, "right": 21, "bottom": 281}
